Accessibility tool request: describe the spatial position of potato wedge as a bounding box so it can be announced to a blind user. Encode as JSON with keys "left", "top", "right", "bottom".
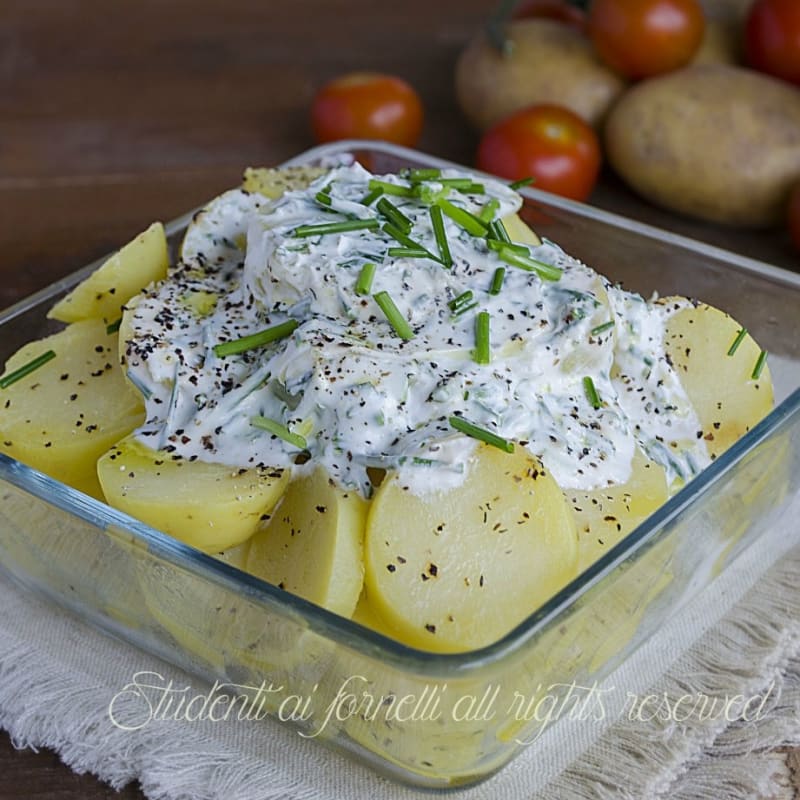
{"left": 661, "top": 299, "right": 773, "bottom": 459}
{"left": 364, "top": 444, "right": 578, "bottom": 652}
{"left": 97, "top": 435, "right": 288, "bottom": 552}
{"left": 0, "top": 320, "right": 144, "bottom": 498}
{"left": 568, "top": 447, "right": 669, "bottom": 574}
{"left": 245, "top": 468, "right": 367, "bottom": 618}
{"left": 48, "top": 222, "right": 169, "bottom": 324}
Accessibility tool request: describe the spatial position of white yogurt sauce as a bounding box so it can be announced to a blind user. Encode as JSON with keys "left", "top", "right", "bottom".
{"left": 123, "top": 163, "right": 709, "bottom": 497}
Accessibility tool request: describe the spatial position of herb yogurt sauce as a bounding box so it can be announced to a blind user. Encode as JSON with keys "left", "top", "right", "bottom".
{"left": 124, "top": 163, "right": 710, "bottom": 497}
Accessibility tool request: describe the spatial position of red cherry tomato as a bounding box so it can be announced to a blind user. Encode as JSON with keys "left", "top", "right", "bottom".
{"left": 588, "top": 0, "right": 705, "bottom": 79}
{"left": 311, "top": 72, "right": 423, "bottom": 147}
{"left": 512, "top": 0, "right": 588, "bottom": 31}
{"left": 745, "top": 0, "right": 800, "bottom": 86}
{"left": 788, "top": 183, "right": 800, "bottom": 253}
{"left": 476, "top": 105, "right": 601, "bottom": 202}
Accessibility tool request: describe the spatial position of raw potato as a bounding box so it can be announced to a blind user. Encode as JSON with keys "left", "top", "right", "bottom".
{"left": 604, "top": 65, "right": 800, "bottom": 227}
{"left": 569, "top": 448, "right": 669, "bottom": 573}
{"left": 48, "top": 222, "right": 169, "bottom": 324}
{"left": 0, "top": 321, "right": 143, "bottom": 499}
{"left": 364, "top": 444, "right": 579, "bottom": 653}
{"left": 97, "top": 435, "right": 289, "bottom": 552}
{"left": 246, "top": 468, "right": 367, "bottom": 618}
{"left": 456, "top": 19, "right": 626, "bottom": 131}
{"left": 661, "top": 299, "right": 773, "bottom": 459}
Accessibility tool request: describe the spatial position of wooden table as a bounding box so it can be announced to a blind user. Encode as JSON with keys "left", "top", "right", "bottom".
{"left": 0, "top": 2, "right": 797, "bottom": 797}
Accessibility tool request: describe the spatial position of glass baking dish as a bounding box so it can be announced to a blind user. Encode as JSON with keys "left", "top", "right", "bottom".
{"left": 1, "top": 141, "right": 799, "bottom": 789}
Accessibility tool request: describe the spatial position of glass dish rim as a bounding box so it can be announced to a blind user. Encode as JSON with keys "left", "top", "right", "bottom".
{"left": 1, "top": 139, "right": 798, "bottom": 677}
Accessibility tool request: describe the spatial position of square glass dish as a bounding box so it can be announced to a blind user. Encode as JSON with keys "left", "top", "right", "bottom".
{"left": 1, "top": 141, "right": 799, "bottom": 789}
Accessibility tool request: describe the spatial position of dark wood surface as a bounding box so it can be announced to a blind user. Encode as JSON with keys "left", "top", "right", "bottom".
{"left": 0, "top": 2, "right": 797, "bottom": 797}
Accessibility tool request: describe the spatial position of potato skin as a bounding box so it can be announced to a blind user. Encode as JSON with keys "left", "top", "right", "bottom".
{"left": 455, "top": 19, "right": 626, "bottom": 131}
{"left": 604, "top": 65, "right": 800, "bottom": 228}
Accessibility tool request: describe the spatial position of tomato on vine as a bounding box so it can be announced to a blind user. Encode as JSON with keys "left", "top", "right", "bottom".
{"left": 311, "top": 73, "right": 423, "bottom": 147}
{"left": 476, "top": 104, "right": 601, "bottom": 202}
{"left": 588, "top": 0, "right": 705, "bottom": 79}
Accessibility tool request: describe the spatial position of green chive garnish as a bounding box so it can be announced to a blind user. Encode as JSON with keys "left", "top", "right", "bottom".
{"left": 377, "top": 197, "right": 412, "bottom": 233}
{"left": 452, "top": 301, "right": 478, "bottom": 318}
{"left": 727, "top": 328, "right": 748, "bottom": 357}
{"left": 436, "top": 199, "right": 488, "bottom": 237}
{"left": 449, "top": 415, "right": 514, "bottom": 453}
{"left": 294, "top": 218, "right": 379, "bottom": 238}
{"left": 0, "top": 350, "right": 56, "bottom": 389}
{"left": 373, "top": 291, "right": 414, "bottom": 340}
{"left": 404, "top": 168, "right": 440, "bottom": 181}
{"left": 106, "top": 318, "right": 122, "bottom": 334}
{"left": 360, "top": 187, "right": 383, "bottom": 206}
{"left": 474, "top": 311, "right": 491, "bottom": 364}
{"left": 478, "top": 198, "right": 500, "bottom": 223}
{"left": 583, "top": 376, "right": 602, "bottom": 409}
{"left": 509, "top": 177, "right": 534, "bottom": 190}
{"left": 388, "top": 247, "right": 429, "bottom": 259}
{"left": 591, "top": 321, "right": 614, "bottom": 337}
{"left": 489, "top": 267, "right": 505, "bottom": 295}
{"left": 429, "top": 205, "right": 452, "bottom": 268}
{"left": 751, "top": 350, "right": 768, "bottom": 380}
{"left": 383, "top": 223, "right": 439, "bottom": 262}
{"left": 251, "top": 416, "right": 307, "bottom": 450}
{"left": 491, "top": 242, "right": 562, "bottom": 281}
{"left": 355, "top": 262, "right": 376, "bottom": 296}
{"left": 448, "top": 291, "right": 474, "bottom": 311}
{"left": 488, "top": 219, "right": 511, "bottom": 243}
{"left": 486, "top": 239, "right": 528, "bottom": 256}
{"left": 213, "top": 319, "right": 298, "bottom": 357}
{"left": 368, "top": 179, "right": 413, "bottom": 197}
{"left": 315, "top": 184, "right": 333, "bottom": 206}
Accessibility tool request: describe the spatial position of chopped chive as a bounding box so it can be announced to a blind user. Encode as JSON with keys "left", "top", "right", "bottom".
{"left": 436, "top": 199, "right": 488, "bottom": 236}
{"left": 106, "top": 318, "right": 122, "bottom": 334}
{"left": 388, "top": 247, "right": 429, "bottom": 259}
{"left": 0, "top": 350, "right": 56, "bottom": 389}
{"left": 355, "top": 262, "right": 376, "bottom": 296}
{"left": 478, "top": 198, "right": 500, "bottom": 223}
{"left": 294, "top": 218, "right": 379, "bottom": 237}
{"left": 404, "top": 168, "right": 440, "bottom": 181}
{"left": 449, "top": 415, "right": 514, "bottom": 453}
{"left": 448, "top": 290, "right": 474, "bottom": 311}
{"left": 213, "top": 319, "right": 298, "bottom": 357}
{"left": 437, "top": 178, "right": 475, "bottom": 190}
{"left": 486, "top": 239, "right": 528, "bottom": 256}
{"left": 474, "top": 311, "right": 491, "bottom": 364}
{"left": 412, "top": 183, "right": 449, "bottom": 204}
{"left": 368, "top": 178, "right": 413, "bottom": 197}
{"left": 373, "top": 291, "right": 414, "bottom": 340}
{"left": 360, "top": 187, "right": 383, "bottom": 206}
{"left": 429, "top": 205, "right": 452, "bottom": 268}
{"left": 462, "top": 182, "right": 486, "bottom": 194}
{"left": 382, "top": 223, "right": 439, "bottom": 262}
{"left": 727, "top": 327, "right": 748, "bottom": 357}
{"left": 488, "top": 219, "right": 511, "bottom": 243}
{"left": 751, "top": 349, "right": 768, "bottom": 380}
{"left": 452, "top": 301, "right": 478, "bottom": 318}
{"left": 315, "top": 183, "right": 333, "bottom": 206}
{"left": 590, "top": 321, "right": 614, "bottom": 337}
{"left": 491, "top": 242, "right": 562, "bottom": 281}
{"left": 251, "top": 416, "right": 307, "bottom": 450}
{"left": 489, "top": 267, "right": 506, "bottom": 295}
{"left": 377, "top": 197, "right": 412, "bottom": 233}
{"left": 583, "top": 376, "right": 602, "bottom": 409}
{"left": 509, "top": 177, "right": 534, "bottom": 190}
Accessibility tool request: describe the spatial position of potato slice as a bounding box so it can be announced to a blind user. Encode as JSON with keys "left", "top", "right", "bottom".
{"left": 364, "top": 445, "right": 578, "bottom": 653}
{"left": 48, "top": 222, "right": 169, "bottom": 324}
{"left": 568, "top": 447, "right": 669, "bottom": 574}
{"left": 242, "top": 165, "right": 328, "bottom": 198}
{"left": 661, "top": 299, "right": 773, "bottom": 459}
{"left": 0, "top": 320, "right": 144, "bottom": 499}
{"left": 245, "top": 467, "right": 367, "bottom": 618}
{"left": 97, "top": 435, "right": 288, "bottom": 552}
{"left": 501, "top": 212, "right": 541, "bottom": 247}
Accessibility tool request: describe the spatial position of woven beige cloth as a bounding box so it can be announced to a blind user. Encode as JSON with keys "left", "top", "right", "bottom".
{"left": 0, "top": 483, "right": 797, "bottom": 800}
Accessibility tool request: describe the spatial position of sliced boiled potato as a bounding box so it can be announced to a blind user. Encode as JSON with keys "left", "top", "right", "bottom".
{"left": 661, "top": 298, "right": 773, "bottom": 459}
{"left": 568, "top": 447, "right": 669, "bottom": 574}
{"left": 364, "top": 444, "right": 579, "bottom": 653}
{"left": 501, "top": 212, "right": 541, "bottom": 247}
{"left": 48, "top": 222, "right": 169, "bottom": 324}
{"left": 97, "top": 435, "right": 289, "bottom": 552}
{"left": 245, "top": 467, "right": 367, "bottom": 618}
{"left": 0, "top": 320, "right": 144, "bottom": 499}
{"left": 242, "top": 165, "right": 328, "bottom": 198}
